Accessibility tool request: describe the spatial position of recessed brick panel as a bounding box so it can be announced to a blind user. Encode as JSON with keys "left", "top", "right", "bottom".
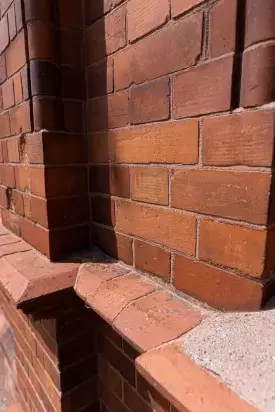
{"left": 130, "top": 167, "right": 169, "bottom": 206}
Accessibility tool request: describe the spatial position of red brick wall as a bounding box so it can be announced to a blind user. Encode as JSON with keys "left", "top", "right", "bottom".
{"left": 86, "top": 0, "right": 275, "bottom": 309}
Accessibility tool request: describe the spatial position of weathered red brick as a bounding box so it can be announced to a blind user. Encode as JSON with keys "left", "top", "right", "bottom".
{"left": 114, "top": 13, "right": 202, "bottom": 90}
{"left": 10, "top": 101, "right": 31, "bottom": 135}
{"left": 173, "top": 55, "right": 233, "bottom": 118}
{"left": 245, "top": 0, "right": 275, "bottom": 47}
{"left": 127, "top": 0, "right": 169, "bottom": 42}
{"left": 116, "top": 200, "right": 196, "bottom": 255}
{"left": 27, "top": 21, "right": 57, "bottom": 62}
{"left": 6, "top": 31, "right": 26, "bottom": 77}
{"left": 2, "top": 79, "right": 15, "bottom": 109}
{"left": 130, "top": 78, "right": 170, "bottom": 124}
{"left": 199, "top": 219, "right": 267, "bottom": 277}
{"left": 134, "top": 239, "right": 170, "bottom": 282}
{"left": 171, "top": 0, "right": 203, "bottom": 17}
{"left": 203, "top": 110, "right": 275, "bottom": 167}
{"left": 130, "top": 167, "right": 169, "bottom": 205}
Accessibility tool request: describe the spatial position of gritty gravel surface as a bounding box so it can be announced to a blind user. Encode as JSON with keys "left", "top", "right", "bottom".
{"left": 182, "top": 297, "right": 275, "bottom": 412}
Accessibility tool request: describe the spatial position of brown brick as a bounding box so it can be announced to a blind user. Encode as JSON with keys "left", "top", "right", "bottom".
{"left": 47, "top": 196, "right": 90, "bottom": 228}
{"left": 209, "top": 0, "right": 237, "bottom": 58}
{"left": 100, "top": 382, "right": 129, "bottom": 412}
{"left": 87, "top": 91, "right": 129, "bottom": 132}
{"left": 0, "top": 185, "right": 8, "bottom": 208}
{"left": 98, "top": 356, "right": 122, "bottom": 399}
{"left": 130, "top": 78, "right": 170, "bottom": 124}
{"left": 171, "top": 0, "right": 203, "bottom": 17}
{"left": 171, "top": 169, "right": 270, "bottom": 224}
{"left": 7, "top": 138, "right": 20, "bottom": 162}
{"left": 90, "top": 165, "right": 130, "bottom": 198}
{"left": 93, "top": 226, "right": 133, "bottom": 265}
{"left": 21, "top": 66, "right": 29, "bottom": 101}
{"left": 6, "top": 31, "right": 26, "bottom": 77}
{"left": 8, "top": 4, "right": 16, "bottom": 40}
{"left": 90, "top": 120, "right": 198, "bottom": 165}
{"left": 15, "top": 166, "right": 29, "bottom": 191}
{"left": 2, "top": 79, "right": 15, "bottom": 109}
{"left": 24, "top": 0, "right": 54, "bottom": 22}
{"left": 116, "top": 200, "right": 196, "bottom": 255}
{"left": 114, "top": 13, "right": 202, "bottom": 90}
{"left": 128, "top": 0, "right": 169, "bottom": 42}
{"left": 59, "top": 0, "right": 82, "bottom": 29}
{"left": 60, "top": 28, "right": 82, "bottom": 68}
{"left": 1, "top": 208, "right": 21, "bottom": 236}
{"left": 245, "top": 0, "right": 275, "bottom": 47}
{"left": 0, "top": 113, "right": 11, "bottom": 139}
{"left": 10, "top": 101, "right": 31, "bottom": 135}
{"left": 15, "top": 0, "right": 23, "bottom": 31}
{"left": 85, "top": 0, "right": 123, "bottom": 24}
{"left": 124, "top": 381, "right": 152, "bottom": 412}
{"left": 135, "top": 239, "right": 170, "bottom": 282}
{"left": 86, "top": 6, "right": 126, "bottom": 65}
{"left": 173, "top": 254, "right": 265, "bottom": 311}
{"left": 91, "top": 195, "right": 115, "bottom": 226}
{"left": 203, "top": 110, "right": 274, "bottom": 167}
{"left": 45, "top": 166, "right": 88, "bottom": 198}
{"left": 33, "top": 97, "right": 62, "bottom": 131}
{"left": 13, "top": 190, "right": 24, "bottom": 216}
{"left": 0, "top": 16, "right": 9, "bottom": 55}
{"left": 27, "top": 21, "right": 57, "bottom": 62}
{"left": 87, "top": 58, "right": 113, "bottom": 99}
{"left": 13, "top": 72, "right": 23, "bottom": 105}
{"left": 0, "top": 55, "right": 7, "bottom": 85}
{"left": 173, "top": 55, "right": 233, "bottom": 118}
{"left": 199, "top": 219, "right": 267, "bottom": 277}
{"left": 241, "top": 44, "right": 275, "bottom": 108}
{"left": 130, "top": 167, "right": 168, "bottom": 205}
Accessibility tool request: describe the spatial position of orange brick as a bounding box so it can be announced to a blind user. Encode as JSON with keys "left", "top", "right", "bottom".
{"left": 114, "top": 13, "right": 202, "bottom": 90}
{"left": 116, "top": 200, "right": 196, "bottom": 255}
{"left": 13, "top": 72, "right": 23, "bottom": 105}
{"left": 199, "top": 219, "right": 267, "bottom": 277}
{"left": 130, "top": 167, "right": 168, "bottom": 205}
{"left": 15, "top": 165, "right": 29, "bottom": 191}
{"left": 0, "top": 113, "right": 11, "bottom": 139}
{"left": 130, "top": 78, "right": 169, "bottom": 124}
{"left": 10, "top": 101, "right": 31, "bottom": 135}
{"left": 171, "top": 169, "right": 270, "bottom": 224}
{"left": 134, "top": 239, "right": 170, "bottom": 281}
{"left": 6, "top": 31, "right": 27, "bottom": 77}
{"left": 173, "top": 254, "right": 264, "bottom": 310}
{"left": 203, "top": 110, "right": 275, "bottom": 166}
{"left": 2, "top": 79, "right": 15, "bottom": 109}
{"left": 29, "top": 166, "right": 45, "bottom": 197}
{"left": 90, "top": 121, "right": 199, "bottom": 164}
{"left": 171, "top": 0, "right": 203, "bottom": 17}
{"left": 127, "top": 0, "right": 169, "bottom": 42}
{"left": 173, "top": 55, "right": 233, "bottom": 118}
{"left": 86, "top": 6, "right": 126, "bottom": 65}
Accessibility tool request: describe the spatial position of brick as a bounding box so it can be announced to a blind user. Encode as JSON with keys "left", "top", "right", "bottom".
{"left": 30, "top": 60, "right": 60, "bottom": 97}
{"left": 173, "top": 254, "right": 265, "bottom": 310}
{"left": 203, "top": 110, "right": 275, "bottom": 167}
{"left": 15, "top": 0, "right": 23, "bottom": 31}
{"left": 0, "top": 16, "right": 9, "bottom": 54}
{"left": 19, "top": 218, "right": 50, "bottom": 257}
{"left": 93, "top": 226, "right": 133, "bottom": 265}
{"left": 0, "top": 113, "right": 11, "bottom": 139}
{"left": 87, "top": 273, "right": 156, "bottom": 323}
{"left": 87, "top": 91, "right": 129, "bottom": 132}
{"left": 27, "top": 21, "right": 57, "bottom": 61}
{"left": 13, "top": 190, "right": 24, "bottom": 215}
{"left": 85, "top": 0, "right": 123, "bottom": 24}
{"left": 45, "top": 167, "right": 88, "bottom": 198}
{"left": 2, "top": 165, "right": 15, "bottom": 187}
{"left": 2, "top": 79, "right": 15, "bottom": 109}
{"left": 114, "top": 13, "right": 202, "bottom": 90}
{"left": 59, "top": 0, "right": 82, "bottom": 29}
{"left": 91, "top": 195, "right": 115, "bottom": 226}
{"left": 47, "top": 196, "right": 89, "bottom": 228}
{"left": 199, "top": 219, "right": 267, "bottom": 277}
{"left": 100, "top": 382, "right": 129, "bottom": 412}
{"left": 171, "top": 169, "right": 271, "bottom": 224}
{"left": 7, "top": 138, "right": 20, "bottom": 162}
{"left": 173, "top": 56, "right": 233, "bottom": 118}
{"left": 10, "top": 101, "right": 31, "bottom": 135}
{"left": 61, "top": 66, "right": 85, "bottom": 100}
{"left": 21, "top": 66, "right": 29, "bottom": 101}
{"left": 24, "top": 0, "right": 54, "bottom": 22}
{"left": 29, "top": 166, "right": 45, "bottom": 197}
{"left": 60, "top": 28, "right": 82, "bottom": 68}
{"left": 241, "top": 44, "right": 275, "bottom": 108}
{"left": 29, "top": 196, "right": 47, "bottom": 227}
{"left": 87, "top": 58, "right": 113, "bottom": 99}
{"left": 0, "top": 55, "right": 7, "bottom": 85}
{"left": 63, "top": 99, "right": 84, "bottom": 134}
{"left": 209, "top": 0, "right": 237, "bottom": 58}
{"left": 124, "top": 381, "right": 152, "bottom": 412}
{"left": 128, "top": 0, "right": 169, "bottom": 42}
{"left": 130, "top": 167, "right": 168, "bottom": 205}
{"left": 8, "top": 4, "right": 16, "bottom": 40}
{"left": 1, "top": 0, "right": 13, "bottom": 15}
{"left": 0, "top": 185, "right": 8, "bottom": 208}
{"left": 86, "top": 6, "right": 126, "bottom": 65}
{"left": 98, "top": 356, "right": 122, "bottom": 399}
{"left": 245, "top": 0, "right": 275, "bottom": 47}
{"left": 90, "top": 165, "right": 130, "bottom": 198}
{"left": 90, "top": 120, "right": 198, "bottom": 164}
{"left": 114, "top": 290, "right": 202, "bottom": 352}
{"left": 116, "top": 200, "right": 196, "bottom": 255}
{"left": 13, "top": 72, "right": 23, "bottom": 105}
{"left": 6, "top": 31, "right": 26, "bottom": 77}
{"left": 15, "top": 166, "right": 29, "bottom": 191}
{"left": 130, "top": 78, "right": 170, "bottom": 124}
{"left": 171, "top": 0, "right": 203, "bottom": 17}
{"left": 137, "top": 374, "right": 170, "bottom": 412}
{"left": 1, "top": 209, "right": 21, "bottom": 236}
{"left": 33, "top": 97, "right": 62, "bottom": 131}
{"left": 134, "top": 239, "right": 170, "bottom": 282}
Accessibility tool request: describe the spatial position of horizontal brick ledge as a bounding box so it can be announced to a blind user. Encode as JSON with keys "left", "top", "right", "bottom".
{"left": 0, "top": 224, "right": 80, "bottom": 307}
{"left": 74, "top": 262, "right": 203, "bottom": 353}
{"left": 136, "top": 343, "right": 258, "bottom": 412}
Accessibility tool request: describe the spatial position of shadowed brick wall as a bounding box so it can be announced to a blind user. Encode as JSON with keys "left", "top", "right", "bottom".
{"left": 86, "top": 0, "right": 275, "bottom": 310}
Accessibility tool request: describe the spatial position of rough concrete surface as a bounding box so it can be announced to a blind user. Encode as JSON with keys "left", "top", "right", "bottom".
{"left": 182, "top": 296, "right": 275, "bottom": 412}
